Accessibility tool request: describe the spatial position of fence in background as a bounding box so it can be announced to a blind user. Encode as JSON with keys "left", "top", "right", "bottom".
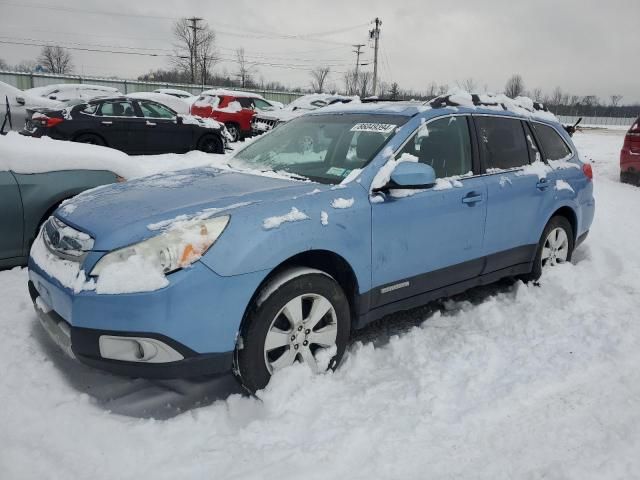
{"left": 557, "top": 115, "right": 636, "bottom": 128}
{"left": 0, "top": 70, "right": 303, "bottom": 105}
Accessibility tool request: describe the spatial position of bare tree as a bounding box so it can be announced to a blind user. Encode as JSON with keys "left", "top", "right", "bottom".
{"left": 38, "top": 45, "right": 73, "bottom": 74}
{"left": 236, "top": 48, "right": 256, "bottom": 88}
{"left": 458, "top": 77, "right": 477, "bottom": 92}
{"left": 310, "top": 66, "right": 331, "bottom": 93}
{"left": 343, "top": 69, "right": 358, "bottom": 96}
{"left": 549, "top": 86, "right": 564, "bottom": 107}
{"left": 437, "top": 84, "right": 449, "bottom": 95}
{"left": 0, "top": 58, "right": 7, "bottom": 70}
{"left": 610, "top": 95, "right": 623, "bottom": 107}
{"left": 504, "top": 74, "right": 524, "bottom": 98}
{"left": 358, "top": 71, "right": 373, "bottom": 98}
{"left": 530, "top": 88, "right": 543, "bottom": 102}
{"left": 173, "top": 18, "right": 217, "bottom": 84}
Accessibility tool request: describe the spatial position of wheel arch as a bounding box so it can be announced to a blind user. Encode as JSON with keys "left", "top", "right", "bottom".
{"left": 239, "top": 249, "right": 360, "bottom": 335}
{"left": 547, "top": 205, "right": 578, "bottom": 241}
{"left": 72, "top": 131, "right": 108, "bottom": 146}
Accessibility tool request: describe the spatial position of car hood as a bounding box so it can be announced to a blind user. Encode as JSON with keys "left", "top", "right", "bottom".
{"left": 56, "top": 167, "right": 313, "bottom": 251}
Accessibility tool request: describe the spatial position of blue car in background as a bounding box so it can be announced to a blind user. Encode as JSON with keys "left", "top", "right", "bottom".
{"left": 27, "top": 95, "right": 595, "bottom": 392}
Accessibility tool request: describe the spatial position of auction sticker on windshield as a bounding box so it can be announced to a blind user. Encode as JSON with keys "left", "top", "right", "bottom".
{"left": 350, "top": 123, "right": 396, "bottom": 134}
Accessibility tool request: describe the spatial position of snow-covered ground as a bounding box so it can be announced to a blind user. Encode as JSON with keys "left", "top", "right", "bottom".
{"left": 1, "top": 128, "right": 639, "bottom": 479}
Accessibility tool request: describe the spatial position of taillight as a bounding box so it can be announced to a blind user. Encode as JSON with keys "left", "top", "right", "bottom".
{"left": 32, "top": 113, "right": 64, "bottom": 128}
{"left": 582, "top": 163, "right": 593, "bottom": 181}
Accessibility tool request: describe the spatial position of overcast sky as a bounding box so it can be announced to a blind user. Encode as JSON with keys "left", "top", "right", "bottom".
{"left": 1, "top": 0, "right": 638, "bottom": 103}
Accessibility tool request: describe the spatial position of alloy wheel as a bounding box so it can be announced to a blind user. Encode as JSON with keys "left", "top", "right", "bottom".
{"left": 263, "top": 293, "right": 338, "bottom": 374}
{"left": 541, "top": 227, "right": 569, "bottom": 266}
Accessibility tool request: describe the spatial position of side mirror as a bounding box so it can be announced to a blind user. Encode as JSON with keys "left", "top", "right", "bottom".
{"left": 16, "top": 97, "right": 25, "bottom": 106}
{"left": 49, "top": 95, "right": 57, "bottom": 100}
{"left": 387, "top": 161, "right": 436, "bottom": 189}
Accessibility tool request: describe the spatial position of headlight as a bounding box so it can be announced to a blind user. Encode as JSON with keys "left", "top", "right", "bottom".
{"left": 90, "top": 215, "right": 229, "bottom": 277}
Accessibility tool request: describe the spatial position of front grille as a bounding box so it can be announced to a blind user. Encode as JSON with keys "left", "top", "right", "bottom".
{"left": 253, "top": 117, "right": 279, "bottom": 131}
{"left": 42, "top": 216, "right": 94, "bottom": 261}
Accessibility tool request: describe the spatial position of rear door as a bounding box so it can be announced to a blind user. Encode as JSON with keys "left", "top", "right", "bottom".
{"left": 474, "top": 115, "right": 554, "bottom": 272}
{"left": 0, "top": 171, "right": 24, "bottom": 260}
{"left": 137, "top": 100, "right": 193, "bottom": 153}
{"left": 370, "top": 115, "right": 487, "bottom": 307}
{"left": 95, "top": 99, "right": 147, "bottom": 153}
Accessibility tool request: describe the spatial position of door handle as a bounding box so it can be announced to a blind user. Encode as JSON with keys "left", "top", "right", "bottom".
{"left": 100, "top": 121, "right": 112, "bottom": 126}
{"left": 146, "top": 121, "right": 157, "bottom": 127}
{"left": 536, "top": 178, "right": 549, "bottom": 190}
{"left": 462, "top": 193, "right": 483, "bottom": 205}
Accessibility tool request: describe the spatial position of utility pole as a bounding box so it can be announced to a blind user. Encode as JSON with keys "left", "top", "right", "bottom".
{"left": 369, "top": 17, "right": 382, "bottom": 96}
{"left": 353, "top": 44, "right": 365, "bottom": 82}
{"left": 187, "top": 17, "right": 203, "bottom": 84}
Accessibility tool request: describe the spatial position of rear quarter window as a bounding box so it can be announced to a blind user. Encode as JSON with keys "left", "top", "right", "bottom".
{"left": 532, "top": 123, "right": 572, "bottom": 161}
{"left": 476, "top": 116, "right": 530, "bottom": 170}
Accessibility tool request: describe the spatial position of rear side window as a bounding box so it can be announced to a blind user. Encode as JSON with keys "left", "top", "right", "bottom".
{"left": 398, "top": 116, "right": 473, "bottom": 178}
{"left": 98, "top": 100, "right": 137, "bottom": 117}
{"left": 532, "top": 123, "right": 572, "bottom": 161}
{"left": 476, "top": 117, "right": 529, "bottom": 170}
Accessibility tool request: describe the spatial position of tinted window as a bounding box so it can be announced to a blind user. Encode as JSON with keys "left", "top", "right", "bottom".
{"left": 476, "top": 117, "right": 529, "bottom": 170}
{"left": 138, "top": 100, "right": 175, "bottom": 119}
{"left": 98, "top": 100, "right": 137, "bottom": 117}
{"left": 398, "top": 116, "right": 472, "bottom": 178}
{"left": 532, "top": 123, "right": 572, "bottom": 161}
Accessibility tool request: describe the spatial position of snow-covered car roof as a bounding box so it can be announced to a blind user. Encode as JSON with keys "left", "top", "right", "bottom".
{"left": 26, "top": 84, "right": 120, "bottom": 96}
{"left": 0, "top": 81, "right": 62, "bottom": 109}
{"left": 254, "top": 93, "right": 359, "bottom": 123}
{"left": 200, "top": 88, "right": 266, "bottom": 100}
{"left": 153, "top": 88, "right": 194, "bottom": 97}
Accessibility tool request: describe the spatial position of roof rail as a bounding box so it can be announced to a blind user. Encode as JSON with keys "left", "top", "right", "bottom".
{"left": 429, "top": 93, "right": 549, "bottom": 113}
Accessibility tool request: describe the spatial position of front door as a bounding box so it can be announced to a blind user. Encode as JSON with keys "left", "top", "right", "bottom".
{"left": 370, "top": 115, "right": 487, "bottom": 307}
{"left": 96, "top": 99, "right": 147, "bottom": 153}
{"left": 137, "top": 100, "right": 193, "bottom": 153}
{"left": 0, "top": 171, "right": 23, "bottom": 260}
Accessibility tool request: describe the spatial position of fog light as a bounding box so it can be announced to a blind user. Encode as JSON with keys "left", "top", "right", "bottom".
{"left": 99, "top": 336, "right": 184, "bottom": 363}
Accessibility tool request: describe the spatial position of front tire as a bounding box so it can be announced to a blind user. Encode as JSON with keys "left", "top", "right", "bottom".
{"left": 197, "top": 134, "right": 224, "bottom": 154}
{"left": 524, "top": 216, "right": 574, "bottom": 282}
{"left": 236, "top": 271, "right": 351, "bottom": 392}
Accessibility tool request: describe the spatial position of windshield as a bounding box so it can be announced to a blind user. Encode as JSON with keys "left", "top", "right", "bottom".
{"left": 232, "top": 113, "right": 407, "bottom": 184}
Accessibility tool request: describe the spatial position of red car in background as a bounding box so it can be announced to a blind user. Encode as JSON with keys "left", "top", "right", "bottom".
{"left": 190, "top": 89, "right": 278, "bottom": 142}
{"left": 621, "top": 117, "right": 640, "bottom": 185}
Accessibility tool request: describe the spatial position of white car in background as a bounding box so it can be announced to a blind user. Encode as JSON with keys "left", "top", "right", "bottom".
{"left": 127, "top": 91, "right": 191, "bottom": 114}
{"left": 153, "top": 88, "right": 194, "bottom": 99}
{"left": 0, "top": 81, "right": 62, "bottom": 132}
{"left": 252, "top": 93, "right": 358, "bottom": 133}
{"left": 26, "top": 84, "right": 121, "bottom": 102}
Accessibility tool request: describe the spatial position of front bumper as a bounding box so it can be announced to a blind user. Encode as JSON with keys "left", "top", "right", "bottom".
{"left": 28, "top": 249, "right": 270, "bottom": 379}
{"left": 29, "top": 280, "right": 234, "bottom": 379}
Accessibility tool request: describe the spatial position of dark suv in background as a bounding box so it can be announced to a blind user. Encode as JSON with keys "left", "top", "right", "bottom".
{"left": 21, "top": 96, "right": 226, "bottom": 155}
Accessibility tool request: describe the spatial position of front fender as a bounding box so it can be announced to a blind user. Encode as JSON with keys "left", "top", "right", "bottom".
{"left": 201, "top": 186, "right": 372, "bottom": 293}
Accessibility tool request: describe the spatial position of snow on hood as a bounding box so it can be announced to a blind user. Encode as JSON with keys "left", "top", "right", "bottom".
{"left": 57, "top": 167, "right": 314, "bottom": 251}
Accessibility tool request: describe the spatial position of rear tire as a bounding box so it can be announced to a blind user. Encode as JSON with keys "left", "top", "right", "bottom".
{"left": 197, "top": 134, "right": 224, "bottom": 154}
{"left": 225, "top": 123, "right": 240, "bottom": 142}
{"left": 522, "top": 216, "right": 574, "bottom": 282}
{"left": 236, "top": 271, "right": 351, "bottom": 393}
{"left": 74, "top": 133, "right": 105, "bottom": 146}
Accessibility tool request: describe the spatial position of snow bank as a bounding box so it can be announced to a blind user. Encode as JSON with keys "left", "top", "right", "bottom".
{"left": 263, "top": 207, "right": 309, "bottom": 230}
